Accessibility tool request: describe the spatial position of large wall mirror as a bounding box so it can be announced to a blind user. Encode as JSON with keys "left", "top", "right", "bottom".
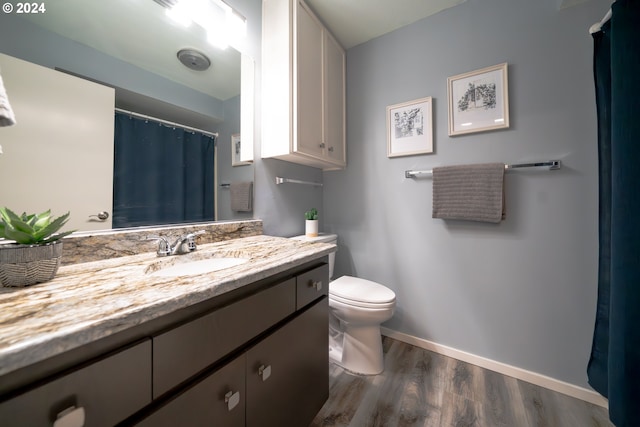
{"left": 0, "top": 0, "right": 254, "bottom": 232}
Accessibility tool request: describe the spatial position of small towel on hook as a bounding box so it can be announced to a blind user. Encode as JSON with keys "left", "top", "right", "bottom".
{"left": 230, "top": 181, "right": 253, "bottom": 212}
{"left": 0, "top": 71, "right": 17, "bottom": 127}
{"left": 432, "top": 162, "right": 505, "bottom": 223}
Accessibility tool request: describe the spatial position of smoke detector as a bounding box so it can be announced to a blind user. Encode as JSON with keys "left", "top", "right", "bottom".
{"left": 177, "top": 49, "right": 211, "bottom": 71}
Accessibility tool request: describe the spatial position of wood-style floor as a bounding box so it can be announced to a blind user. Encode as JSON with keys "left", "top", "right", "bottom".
{"left": 310, "top": 337, "right": 613, "bottom": 427}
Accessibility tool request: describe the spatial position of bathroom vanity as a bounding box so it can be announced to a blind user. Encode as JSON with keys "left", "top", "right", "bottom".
{"left": 0, "top": 235, "right": 334, "bottom": 426}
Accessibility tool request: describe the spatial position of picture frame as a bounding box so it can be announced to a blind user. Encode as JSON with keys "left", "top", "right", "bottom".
{"left": 386, "top": 96, "right": 433, "bottom": 158}
{"left": 447, "top": 63, "right": 509, "bottom": 136}
{"left": 231, "top": 133, "right": 250, "bottom": 166}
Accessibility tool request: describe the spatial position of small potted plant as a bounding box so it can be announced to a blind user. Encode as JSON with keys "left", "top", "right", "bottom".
{"left": 0, "top": 208, "right": 74, "bottom": 287}
{"left": 304, "top": 207, "right": 319, "bottom": 237}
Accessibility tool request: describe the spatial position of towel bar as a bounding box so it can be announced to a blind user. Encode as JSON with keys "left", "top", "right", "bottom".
{"left": 405, "top": 160, "right": 562, "bottom": 179}
{"left": 275, "top": 177, "right": 323, "bottom": 187}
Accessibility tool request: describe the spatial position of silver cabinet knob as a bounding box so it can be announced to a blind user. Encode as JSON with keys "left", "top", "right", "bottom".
{"left": 328, "top": 146, "right": 334, "bottom": 152}
{"left": 311, "top": 280, "right": 323, "bottom": 291}
{"left": 224, "top": 390, "right": 240, "bottom": 411}
{"left": 319, "top": 142, "right": 326, "bottom": 149}
{"left": 258, "top": 364, "right": 272, "bottom": 381}
{"left": 53, "top": 406, "right": 85, "bottom": 427}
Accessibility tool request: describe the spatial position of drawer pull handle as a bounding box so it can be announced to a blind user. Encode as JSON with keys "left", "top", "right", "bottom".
{"left": 319, "top": 142, "right": 326, "bottom": 149}
{"left": 258, "top": 364, "right": 272, "bottom": 381}
{"left": 224, "top": 391, "right": 241, "bottom": 411}
{"left": 53, "top": 406, "right": 85, "bottom": 427}
{"left": 311, "top": 280, "right": 323, "bottom": 291}
{"left": 328, "top": 146, "right": 334, "bottom": 152}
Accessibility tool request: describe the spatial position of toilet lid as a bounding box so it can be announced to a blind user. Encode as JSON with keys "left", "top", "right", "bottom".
{"left": 330, "top": 276, "right": 396, "bottom": 305}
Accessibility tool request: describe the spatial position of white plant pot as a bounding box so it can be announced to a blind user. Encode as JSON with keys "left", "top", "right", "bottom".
{"left": 305, "top": 220, "right": 319, "bottom": 237}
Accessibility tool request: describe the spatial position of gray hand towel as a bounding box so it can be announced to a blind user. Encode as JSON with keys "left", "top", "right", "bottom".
{"left": 432, "top": 162, "right": 505, "bottom": 223}
{"left": 230, "top": 181, "right": 253, "bottom": 212}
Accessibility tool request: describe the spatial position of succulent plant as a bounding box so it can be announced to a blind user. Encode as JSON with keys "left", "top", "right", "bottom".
{"left": 304, "top": 208, "right": 318, "bottom": 221}
{"left": 0, "top": 207, "right": 74, "bottom": 245}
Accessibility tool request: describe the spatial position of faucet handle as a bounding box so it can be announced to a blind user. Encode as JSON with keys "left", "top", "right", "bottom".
{"left": 146, "top": 236, "right": 171, "bottom": 257}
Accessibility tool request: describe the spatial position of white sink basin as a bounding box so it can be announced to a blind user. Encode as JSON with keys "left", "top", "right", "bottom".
{"left": 148, "top": 257, "right": 250, "bottom": 278}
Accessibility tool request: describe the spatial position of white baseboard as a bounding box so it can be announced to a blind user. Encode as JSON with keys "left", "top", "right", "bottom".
{"left": 380, "top": 327, "right": 608, "bottom": 408}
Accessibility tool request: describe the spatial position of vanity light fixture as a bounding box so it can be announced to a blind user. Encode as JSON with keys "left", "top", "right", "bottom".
{"left": 153, "top": 0, "right": 247, "bottom": 50}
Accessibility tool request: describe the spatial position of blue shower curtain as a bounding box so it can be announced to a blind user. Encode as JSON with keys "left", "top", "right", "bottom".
{"left": 113, "top": 113, "right": 215, "bottom": 228}
{"left": 587, "top": 1, "right": 640, "bottom": 426}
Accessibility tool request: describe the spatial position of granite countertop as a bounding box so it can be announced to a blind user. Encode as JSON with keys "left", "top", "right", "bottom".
{"left": 0, "top": 235, "right": 335, "bottom": 377}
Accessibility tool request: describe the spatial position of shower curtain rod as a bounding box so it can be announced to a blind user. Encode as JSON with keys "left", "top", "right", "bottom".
{"left": 405, "top": 160, "right": 562, "bottom": 178}
{"left": 115, "top": 108, "right": 219, "bottom": 139}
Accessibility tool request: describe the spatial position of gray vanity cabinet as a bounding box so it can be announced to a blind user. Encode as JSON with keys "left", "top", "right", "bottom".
{"left": 0, "top": 259, "right": 330, "bottom": 427}
{"left": 0, "top": 340, "right": 151, "bottom": 427}
{"left": 141, "top": 297, "right": 328, "bottom": 427}
{"left": 143, "top": 264, "right": 329, "bottom": 427}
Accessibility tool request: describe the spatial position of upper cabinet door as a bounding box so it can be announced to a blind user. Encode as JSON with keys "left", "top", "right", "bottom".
{"left": 323, "top": 31, "right": 346, "bottom": 167}
{"left": 261, "top": 0, "right": 346, "bottom": 171}
{"left": 295, "top": 1, "right": 324, "bottom": 159}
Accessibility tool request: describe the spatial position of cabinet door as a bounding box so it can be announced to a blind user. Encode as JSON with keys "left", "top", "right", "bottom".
{"left": 137, "top": 355, "right": 245, "bottom": 427}
{"left": 0, "top": 341, "right": 151, "bottom": 427}
{"left": 323, "top": 31, "right": 346, "bottom": 167}
{"left": 295, "top": 0, "right": 324, "bottom": 159}
{"left": 246, "top": 298, "right": 329, "bottom": 427}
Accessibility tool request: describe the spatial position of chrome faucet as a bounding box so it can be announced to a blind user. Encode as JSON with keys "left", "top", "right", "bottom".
{"left": 148, "top": 230, "right": 206, "bottom": 257}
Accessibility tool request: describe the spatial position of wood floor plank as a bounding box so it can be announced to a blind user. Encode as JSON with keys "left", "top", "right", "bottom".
{"left": 395, "top": 347, "right": 447, "bottom": 427}
{"left": 476, "top": 370, "right": 527, "bottom": 427}
{"left": 311, "top": 337, "right": 612, "bottom": 427}
{"left": 445, "top": 357, "right": 486, "bottom": 402}
{"left": 439, "top": 391, "right": 482, "bottom": 427}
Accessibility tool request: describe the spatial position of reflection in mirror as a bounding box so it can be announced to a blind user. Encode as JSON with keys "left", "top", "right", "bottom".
{"left": 0, "top": 0, "right": 254, "bottom": 232}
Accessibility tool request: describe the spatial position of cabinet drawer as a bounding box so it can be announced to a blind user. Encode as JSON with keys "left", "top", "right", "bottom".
{"left": 139, "top": 354, "right": 245, "bottom": 427}
{"left": 0, "top": 340, "right": 151, "bottom": 427}
{"left": 296, "top": 263, "right": 329, "bottom": 309}
{"left": 153, "top": 279, "right": 296, "bottom": 398}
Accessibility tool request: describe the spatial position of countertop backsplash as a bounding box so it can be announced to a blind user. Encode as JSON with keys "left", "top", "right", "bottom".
{"left": 60, "top": 220, "right": 263, "bottom": 265}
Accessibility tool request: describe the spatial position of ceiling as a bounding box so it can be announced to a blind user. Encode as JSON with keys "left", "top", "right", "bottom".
{"left": 307, "top": 0, "right": 468, "bottom": 49}
{"left": 18, "top": 0, "right": 240, "bottom": 100}
{"left": 16, "top": 0, "right": 471, "bottom": 101}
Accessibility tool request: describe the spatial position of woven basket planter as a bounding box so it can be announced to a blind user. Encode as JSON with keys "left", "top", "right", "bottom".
{"left": 0, "top": 241, "right": 63, "bottom": 287}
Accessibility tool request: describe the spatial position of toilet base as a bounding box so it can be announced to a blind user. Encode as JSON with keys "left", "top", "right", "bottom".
{"left": 329, "top": 321, "right": 385, "bottom": 376}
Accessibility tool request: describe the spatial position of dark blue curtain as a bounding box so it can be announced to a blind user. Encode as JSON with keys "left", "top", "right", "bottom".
{"left": 587, "top": 1, "right": 640, "bottom": 426}
{"left": 113, "top": 113, "right": 215, "bottom": 228}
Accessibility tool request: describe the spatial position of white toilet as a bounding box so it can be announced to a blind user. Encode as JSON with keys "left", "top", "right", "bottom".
{"left": 292, "top": 233, "right": 396, "bottom": 375}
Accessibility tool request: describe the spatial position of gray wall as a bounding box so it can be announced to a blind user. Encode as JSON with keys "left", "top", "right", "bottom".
{"left": 323, "top": 0, "right": 610, "bottom": 389}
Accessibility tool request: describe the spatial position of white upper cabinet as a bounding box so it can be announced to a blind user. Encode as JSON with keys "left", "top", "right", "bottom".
{"left": 262, "top": 0, "right": 346, "bottom": 170}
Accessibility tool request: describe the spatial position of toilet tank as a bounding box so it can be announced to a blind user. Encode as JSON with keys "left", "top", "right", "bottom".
{"left": 291, "top": 233, "right": 337, "bottom": 279}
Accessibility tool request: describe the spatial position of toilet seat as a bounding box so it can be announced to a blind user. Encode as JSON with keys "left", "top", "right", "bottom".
{"left": 330, "top": 276, "right": 396, "bottom": 308}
